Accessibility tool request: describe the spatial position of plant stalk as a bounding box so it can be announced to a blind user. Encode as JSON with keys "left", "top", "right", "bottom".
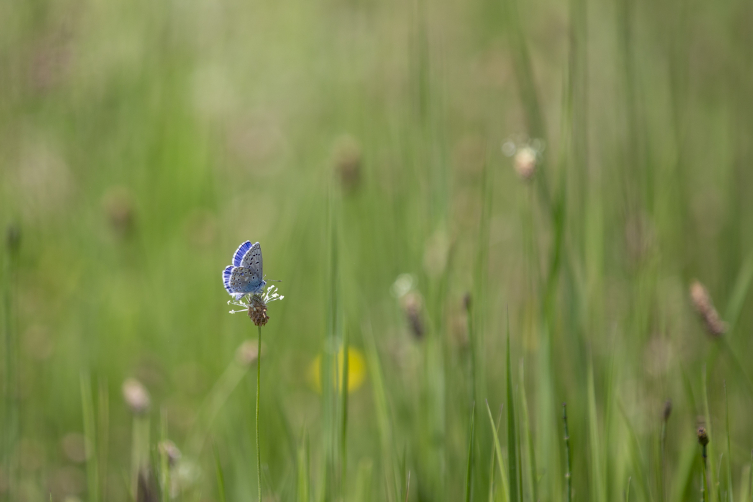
{"left": 563, "top": 403, "right": 572, "bottom": 502}
{"left": 257, "top": 325, "right": 263, "bottom": 502}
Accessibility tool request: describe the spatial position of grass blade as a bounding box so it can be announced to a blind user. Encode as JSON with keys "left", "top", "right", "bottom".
{"left": 160, "top": 409, "right": 169, "bottom": 502}
{"left": 341, "top": 327, "right": 350, "bottom": 496}
{"left": 669, "top": 442, "right": 697, "bottom": 502}
{"left": 724, "top": 250, "right": 753, "bottom": 330}
{"left": 80, "top": 373, "right": 100, "bottom": 502}
{"left": 725, "top": 382, "right": 734, "bottom": 502}
{"left": 486, "top": 400, "right": 510, "bottom": 501}
{"left": 702, "top": 366, "right": 718, "bottom": 502}
{"left": 506, "top": 321, "right": 520, "bottom": 502}
{"left": 587, "top": 362, "right": 605, "bottom": 501}
{"left": 354, "top": 459, "right": 373, "bottom": 502}
{"left": 297, "top": 433, "right": 310, "bottom": 502}
{"left": 364, "top": 323, "right": 399, "bottom": 502}
{"left": 563, "top": 403, "right": 572, "bottom": 502}
{"left": 214, "top": 444, "right": 227, "bottom": 502}
{"left": 519, "top": 361, "right": 537, "bottom": 502}
{"left": 465, "top": 404, "right": 476, "bottom": 502}
{"left": 488, "top": 409, "right": 502, "bottom": 502}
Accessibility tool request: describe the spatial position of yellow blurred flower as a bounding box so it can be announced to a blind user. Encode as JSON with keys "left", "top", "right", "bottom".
{"left": 309, "top": 347, "right": 367, "bottom": 394}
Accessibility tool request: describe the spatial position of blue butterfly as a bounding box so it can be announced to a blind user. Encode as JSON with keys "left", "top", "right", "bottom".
{"left": 222, "top": 241, "right": 267, "bottom": 300}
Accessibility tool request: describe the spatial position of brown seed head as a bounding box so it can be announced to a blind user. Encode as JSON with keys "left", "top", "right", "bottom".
{"left": 401, "top": 291, "right": 424, "bottom": 340}
{"left": 248, "top": 295, "right": 269, "bottom": 327}
{"left": 689, "top": 280, "right": 726, "bottom": 337}
{"left": 122, "top": 378, "right": 150, "bottom": 415}
{"left": 663, "top": 400, "right": 672, "bottom": 421}
{"left": 697, "top": 426, "right": 709, "bottom": 446}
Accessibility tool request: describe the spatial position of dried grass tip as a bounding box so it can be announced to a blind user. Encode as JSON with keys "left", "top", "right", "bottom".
{"left": 689, "top": 280, "right": 727, "bottom": 337}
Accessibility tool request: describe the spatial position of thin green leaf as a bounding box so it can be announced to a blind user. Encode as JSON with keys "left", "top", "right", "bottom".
{"left": 506, "top": 322, "right": 520, "bottom": 502}
{"left": 486, "top": 400, "right": 510, "bottom": 502}
{"left": 214, "top": 444, "right": 227, "bottom": 502}
{"left": 465, "top": 404, "right": 476, "bottom": 502}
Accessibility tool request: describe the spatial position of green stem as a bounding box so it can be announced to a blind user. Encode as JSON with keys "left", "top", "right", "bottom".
{"left": 701, "top": 444, "right": 708, "bottom": 502}
{"left": 660, "top": 420, "right": 667, "bottom": 502}
{"left": 257, "top": 325, "right": 263, "bottom": 502}
{"left": 563, "top": 403, "right": 572, "bottom": 502}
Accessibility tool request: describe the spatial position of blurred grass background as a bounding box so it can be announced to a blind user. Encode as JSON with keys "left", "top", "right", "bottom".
{"left": 2, "top": 0, "right": 753, "bottom": 499}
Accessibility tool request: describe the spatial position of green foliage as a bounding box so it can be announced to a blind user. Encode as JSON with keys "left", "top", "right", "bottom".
{"left": 2, "top": 0, "right": 753, "bottom": 499}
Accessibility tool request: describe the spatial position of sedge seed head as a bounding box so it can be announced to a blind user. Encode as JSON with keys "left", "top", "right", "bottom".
{"left": 401, "top": 291, "right": 425, "bottom": 340}
{"left": 697, "top": 427, "right": 709, "bottom": 446}
{"left": 663, "top": 400, "right": 672, "bottom": 421}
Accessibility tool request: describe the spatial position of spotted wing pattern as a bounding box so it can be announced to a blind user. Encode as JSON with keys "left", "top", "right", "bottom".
{"left": 229, "top": 266, "right": 264, "bottom": 295}
{"left": 223, "top": 241, "right": 266, "bottom": 299}
{"left": 240, "top": 242, "right": 263, "bottom": 275}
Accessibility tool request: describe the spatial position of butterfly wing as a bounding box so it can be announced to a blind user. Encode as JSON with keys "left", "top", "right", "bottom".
{"left": 240, "top": 242, "right": 263, "bottom": 277}
{"left": 222, "top": 265, "right": 235, "bottom": 295}
{"left": 232, "top": 241, "right": 252, "bottom": 267}
{"left": 229, "top": 265, "right": 265, "bottom": 296}
{"left": 224, "top": 242, "right": 265, "bottom": 299}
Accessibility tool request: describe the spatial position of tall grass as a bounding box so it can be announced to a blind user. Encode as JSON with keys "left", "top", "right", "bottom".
{"left": 1, "top": 0, "right": 753, "bottom": 500}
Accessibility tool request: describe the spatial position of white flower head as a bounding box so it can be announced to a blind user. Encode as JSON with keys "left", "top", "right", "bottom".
{"left": 501, "top": 136, "right": 545, "bottom": 181}
{"left": 228, "top": 283, "right": 285, "bottom": 314}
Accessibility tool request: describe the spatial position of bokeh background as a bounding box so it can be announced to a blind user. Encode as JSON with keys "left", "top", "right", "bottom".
{"left": 2, "top": 0, "right": 753, "bottom": 500}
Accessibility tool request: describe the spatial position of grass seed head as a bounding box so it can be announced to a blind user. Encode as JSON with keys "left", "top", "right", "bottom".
{"left": 401, "top": 291, "right": 424, "bottom": 340}
{"left": 663, "top": 399, "right": 672, "bottom": 421}
{"left": 697, "top": 426, "right": 709, "bottom": 446}
{"left": 690, "top": 280, "right": 726, "bottom": 337}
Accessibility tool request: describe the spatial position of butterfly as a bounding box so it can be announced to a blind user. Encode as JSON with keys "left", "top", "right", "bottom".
{"left": 222, "top": 241, "right": 267, "bottom": 300}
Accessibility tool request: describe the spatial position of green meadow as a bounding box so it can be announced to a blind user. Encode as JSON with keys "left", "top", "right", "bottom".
{"left": 2, "top": 0, "right": 753, "bottom": 500}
